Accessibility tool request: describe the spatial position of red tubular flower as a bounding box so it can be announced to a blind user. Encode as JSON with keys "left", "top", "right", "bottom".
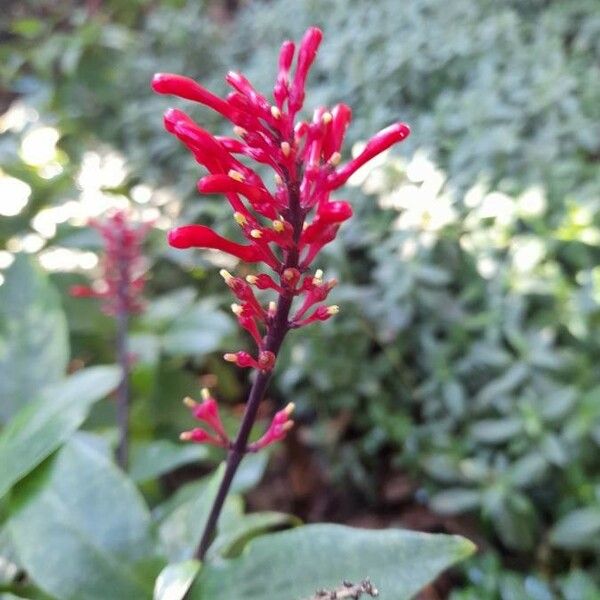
{"left": 70, "top": 210, "right": 150, "bottom": 316}
{"left": 183, "top": 390, "right": 229, "bottom": 444}
{"left": 249, "top": 403, "right": 295, "bottom": 452}
{"left": 168, "top": 225, "right": 266, "bottom": 263}
{"left": 155, "top": 27, "right": 410, "bottom": 455}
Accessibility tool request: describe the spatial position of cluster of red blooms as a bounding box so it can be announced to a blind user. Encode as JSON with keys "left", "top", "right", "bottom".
{"left": 181, "top": 389, "right": 295, "bottom": 452}
{"left": 70, "top": 211, "right": 150, "bottom": 316}
{"left": 152, "top": 26, "right": 410, "bottom": 452}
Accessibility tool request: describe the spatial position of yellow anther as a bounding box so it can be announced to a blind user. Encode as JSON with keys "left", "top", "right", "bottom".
{"left": 268, "top": 301, "right": 277, "bottom": 313}
{"left": 234, "top": 212, "right": 247, "bottom": 226}
{"left": 284, "top": 402, "right": 296, "bottom": 415}
{"left": 200, "top": 388, "right": 211, "bottom": 401}
{"left": 327, "top": 305, "right": 340, "bottom": 315}
{"left": 224, "top": 353, "right": 237, "bottom": 363}
{"left": 280, "top": 141, "right": 291, "bottom": 157}
{"left": 322, "top": 112, "right": 333, "bottom": 124}
{"left": 302, "top": 222, "right": 309, "bottom": 231}
{"left": 272, "top": 219, "right": 285, "bottom": 233}
{"left": 246, "top": 275, "right": 258, "bottom": 284}
{"left": 250, "top": 229, "right": 263, "bottom": 239}
{"left": 228, "top": 169, "right": 245, "bottom": 182}
{"left": 270, "top": 106, "right": 281, "bottom": 119}
{"left": 231, "top": 303, "right": 243, "bottom": 316}
{"left": 233, "top": 126, "right": 247, "bottom": 137}
{"left": 219, "top": 269, "right": 233, "bottom": 284}
{"left": 329, "top": 152, "right": 342, "bottom": 166}
{"left": 274, "top": 174, "right": 283, "bottom": 186}
{"left": 183, "top": 396, "right": 197, "bottom": 408}
{"left": 180, "top": 431, "right": 193, "bottom": 441}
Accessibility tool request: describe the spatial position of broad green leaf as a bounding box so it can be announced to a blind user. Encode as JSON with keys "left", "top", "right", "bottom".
{"left": 153, "top": 452, "right": 268, "bottom": 526}
{"left": 161, "top": 302, "right": 234, "bottom": 357}
{"left": 430, "top": 488, "right": 481, "bottom": 515}
{"left": 559, "top": 569, "right": 600, "bottom": 600}
{"left": 550, "top": 507, "right": 600, "bottom": 550}
{"left": 159, "top": 463, "right": 226, "bottom": 561}
{"left": 485, "top": 491, "right": 538, "bottom": 551}
{"left": 189, "top": 525, "right": 476, "bottom": 600}
{"left": 0, "top": 254, "right": 69, "bottom": 422}
{"left": 469, "top": 418, "right": 523, "bottom": 444}
{"left": 229, "top": 451, "right": 269, "bottom": 494}
{"left": 153, "top": 560, "right": 200, "bottom": 600}
{"left": 208, "top": 511, "right": 300, "bottom": 559}
{"left": 141, "top": 288, "right": 198, "bottom": 331}
{"left": 130, "top": 440, "right": 209, "bottom": 483}
{"left": 0, "top": 518, "right": 21, "bottom": 587}
{"left": 9, "top": 436, "right": 161, "bottom": 600}
{"left": 508, "top": 452, "right": 548, "bottom": 488}
{"left": 0, "top": 365, "right": 120, "bottom": 499}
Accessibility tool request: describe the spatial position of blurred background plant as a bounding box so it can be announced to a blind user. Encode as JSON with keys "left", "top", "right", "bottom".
{"left": 1, "top": 0, "right": 599, "bottom": 597}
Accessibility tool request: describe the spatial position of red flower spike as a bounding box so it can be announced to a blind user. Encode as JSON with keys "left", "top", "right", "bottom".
{"left": 155, "top": 27, "right": 410, "bottom": 458}
{"left": 70, "top": 210, "right": 150, "bottom": 316}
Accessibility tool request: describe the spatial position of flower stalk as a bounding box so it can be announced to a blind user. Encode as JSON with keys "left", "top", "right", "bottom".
{"left": 71, "top": 210, "right": 150, "bottom": 469}
{"left": 153, "top": 26, "right": 410, "bottom": 559}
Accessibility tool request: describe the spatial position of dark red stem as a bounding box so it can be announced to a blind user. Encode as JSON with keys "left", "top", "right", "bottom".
{"left": 195, "top": 179, "right": 303, "bottom": 560}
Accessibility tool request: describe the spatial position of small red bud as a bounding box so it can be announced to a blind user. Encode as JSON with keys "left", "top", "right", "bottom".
{"left": 257, "top": 350, "right": 276, "bottom": 371}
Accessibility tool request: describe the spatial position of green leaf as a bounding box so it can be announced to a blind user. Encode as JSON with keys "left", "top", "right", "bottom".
{"left": 0, "top": 254, "right": 69, "bottom": 422}
{"left": 550, "top": 507, "right": 600, "bottom": 550}
{"left": 161, "top": 302, "right": 234, "bottom": 357}
{"left": 469, "top": 418, "right": 523, "bottom": 444}
{"left": 0, "top": 366, "right": 120, "bottom": 499}
{"left": 153, "top": 560, "right": 201, "bottom": 600}
{"left": 430, "top": 488, "right": 481, "bottom": 515}
{"left": 159, "top": 463, "right": 226, "bottom": 561}
{"left": 142, "top": 288, "right": 198, "bottom": 331}
{"left": 229, "top": 451, "right": 269, "bottom": 494}
{"left": 208, "top": 511, "right": 300, "bottom": 559}
{"left": 9, "top": 436, "right": 161, "bottom": 600}
{"left": 130, "top": 440, "right": 209, "bottom": 483}
{"left": 0, "top": 522, "right": 20, "bottom": 586}
{"left": 189, "top": 525, "right": 476, "bottom": 600}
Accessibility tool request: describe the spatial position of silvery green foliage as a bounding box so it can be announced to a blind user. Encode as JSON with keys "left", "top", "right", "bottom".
{"left": 278, "top": 148, "right": 600, "bottom": 563}
{"left": 229, "top": 0, "right": 600, "bottom": 200}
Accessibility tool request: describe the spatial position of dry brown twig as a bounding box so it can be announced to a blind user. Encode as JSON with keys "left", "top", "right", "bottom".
{"left": 307, "top": 579, "right": 379, "bottom": 599}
